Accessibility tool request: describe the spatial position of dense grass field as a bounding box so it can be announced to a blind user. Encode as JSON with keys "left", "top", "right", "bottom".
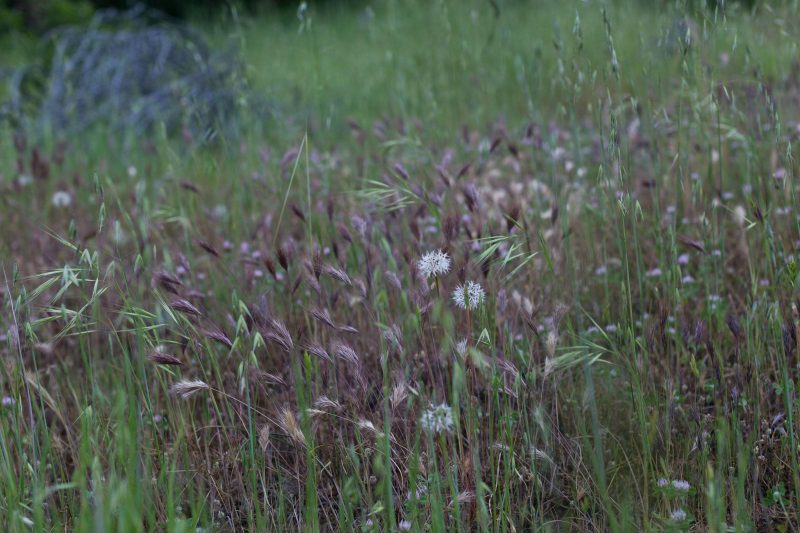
{"left": 3, "top": 0, "right": 800, "bottom": 530}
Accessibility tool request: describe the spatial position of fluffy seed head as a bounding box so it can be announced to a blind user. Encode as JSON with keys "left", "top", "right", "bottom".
{"left": 670, "top": 508, "right": 687, "bottom": 521}
{"left": 51, "top": 190, "right": 72, "bottom": 208}
{"left": 671, "top": 479, "right": 690, "bottom": 492}
{"left": 418, "top": 250, "right": 451, "bottom": 279}
{"left": 452, "top": 281, "right": 485, "bottom": 310}
{"left": 420, "top": 403, "right": 454, "bottom": 434}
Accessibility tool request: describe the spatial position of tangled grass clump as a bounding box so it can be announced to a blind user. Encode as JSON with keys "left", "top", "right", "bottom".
{"left": 1, "top": 6, "right": 252, "bottom": 144}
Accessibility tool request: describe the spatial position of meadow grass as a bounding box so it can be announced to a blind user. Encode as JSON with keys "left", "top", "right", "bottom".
{"left": 2, "top": 0, "right": 800, "bottom": 531}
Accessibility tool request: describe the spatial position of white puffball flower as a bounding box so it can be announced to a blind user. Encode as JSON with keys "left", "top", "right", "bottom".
{"left": 420, "top": 403, "right": 454, "bottom": 434}
{"left": 670, "top": 508, "right": 687, "bottom": 521}
{"left": 51, "top": 190, "right": 72, "bottom": 208}
{"left": 452, "top": 281, "right": 485, "bottom": 310}
{"left": 418, "top": 250, "right": 451, "bottom": 279}
{"left": 671, "top": 479, "right": 690, "bottom": 492}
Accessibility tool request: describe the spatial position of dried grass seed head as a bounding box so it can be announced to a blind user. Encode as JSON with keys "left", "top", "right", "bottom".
{"left": 278, "top": 407, "right": 306, "bottom": 446}
{"left": 148, "top": 350, "right": 183, "bottom": 365}
{"left": 170, "top": 379, "right": 210, "bottom": 399}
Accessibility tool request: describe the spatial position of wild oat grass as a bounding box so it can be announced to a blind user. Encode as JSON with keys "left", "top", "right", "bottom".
{"left": 2, "top": 0, "right": 800, "bottom": 531}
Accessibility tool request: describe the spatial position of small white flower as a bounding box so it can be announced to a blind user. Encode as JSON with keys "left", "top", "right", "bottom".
{"left": 127, "top": 165, "right": 138, "bottom": 178}
{"left": 1, "top": 396, "right": 15, "bottom": 407}
{"left": 671, "top": 479, "right": 690, "bottom": 492}
{"left": 51, "top": 190, "right": 72, "bottom": 208}
{"left": 398, "top": 520, "right": 412, "bottom": 531}
{"left": 657, "top": 478, "right": 669, "bottom": 487}
{"left": 452, "top": 281, "right": 485, "bottom": 310}
{"left": 420, "top": 403, "right": 454, "bottom": 434}
{"left": 670, "top": 508, "right": 687, "bottom": 521}
{"left": 418, "top": 250, "right": 451, "bottom": 279}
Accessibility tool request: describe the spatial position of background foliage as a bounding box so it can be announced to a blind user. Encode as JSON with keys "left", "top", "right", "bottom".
{"left": 0, "top": 0, "right": 769, "bottom": 33}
